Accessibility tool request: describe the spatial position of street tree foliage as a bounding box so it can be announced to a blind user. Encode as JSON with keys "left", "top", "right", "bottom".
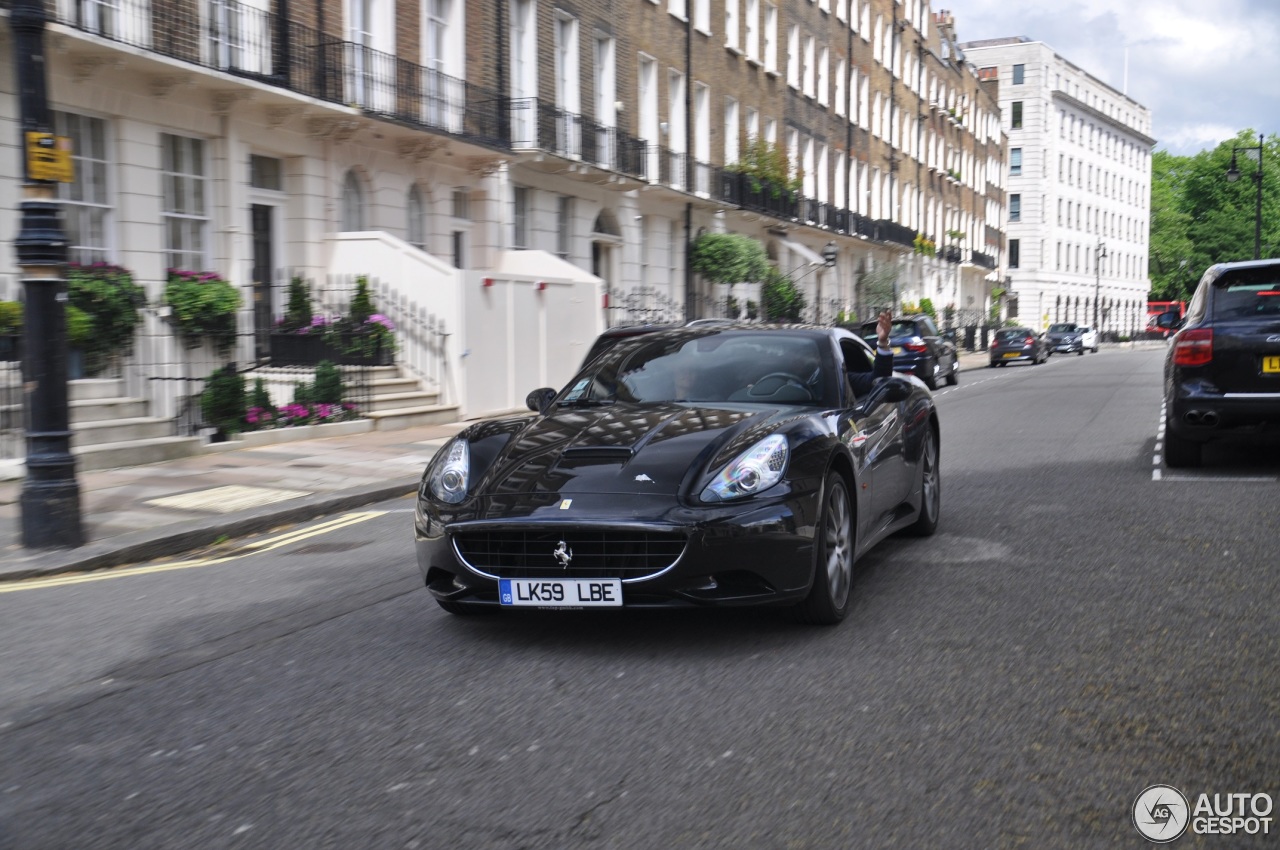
{"left": 690, "top": 232, "right": 769, "bottom": 285}
{"left": 760, "top": 267, "right": 806, "bottom": 321}
{"left": 1149, "top": 131, "right": 1279, "bottom": 301}
{"left": 859, "top": 263, "right": 899, "bottom": 311}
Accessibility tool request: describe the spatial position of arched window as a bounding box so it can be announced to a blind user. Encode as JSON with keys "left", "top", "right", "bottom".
{"left": 341, "top": 169, "right": 365, "bottom": 231}
{"left": 407, "top": 184, "right": 426, "bottom": 249}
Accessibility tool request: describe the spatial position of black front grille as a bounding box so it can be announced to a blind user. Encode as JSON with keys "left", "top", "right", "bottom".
{"left": 453, "top": 529, "right": 687, "bottom": 580}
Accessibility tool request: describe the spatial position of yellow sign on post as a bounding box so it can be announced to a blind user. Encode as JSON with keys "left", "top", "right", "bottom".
{"left": 25, "top": 132, "right": 74, "bottom": 183}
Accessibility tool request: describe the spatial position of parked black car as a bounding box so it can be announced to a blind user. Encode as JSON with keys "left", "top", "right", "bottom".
{"left": 416, "top": 324, "right": 940, "bottom": 625}
{"left": 1046, "top": 322, "right": 1086, "bottom": 355}
{"left": 858, "top": 313, "right": 958, "bottom": 389}
{"left": 988, "top": 327, "right": 1049, "bottom": 366}
{"left": 1156, "top": 258, "right": 1280, "bottom": 468}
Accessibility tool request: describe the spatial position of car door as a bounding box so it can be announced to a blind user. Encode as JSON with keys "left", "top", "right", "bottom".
{"left": 838, "top": 338, "right": 909, "bottom": 533}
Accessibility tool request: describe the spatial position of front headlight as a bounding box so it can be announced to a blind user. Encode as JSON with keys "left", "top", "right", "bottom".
{"left": 427, "top": 438, "right": 470, "bottom": 504}
{"left": 701, "top": 434, "right": 789, "bottom": 502}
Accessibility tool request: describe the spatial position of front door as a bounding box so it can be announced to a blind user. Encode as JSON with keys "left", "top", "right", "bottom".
{"left": 251, "top": 204, "right": 273, "bottom": 362}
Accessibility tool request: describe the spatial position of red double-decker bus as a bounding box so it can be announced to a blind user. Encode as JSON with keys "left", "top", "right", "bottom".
{"left": 1145, "top": 300, "right": 1186, "bottom": 338}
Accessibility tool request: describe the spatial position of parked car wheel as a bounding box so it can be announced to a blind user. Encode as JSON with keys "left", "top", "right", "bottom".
{"left": 920, "top": 363, "right": 939, "bottom": 391}
{"left": 945, "top": 359, "right": 959, "bottom": 386}
{"left": 791, "top": 472, "right": 854, "bottom": 626}
{"left": 1164, "top": 430, "right": 1203, "bottom": 469}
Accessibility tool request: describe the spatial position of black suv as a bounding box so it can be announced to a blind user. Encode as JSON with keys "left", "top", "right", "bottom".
{"left": 858, "top": 314, "right": 958, "bottom": 389}
{"left": 1157, "top": 259, "right": 1280, "bottom": 467}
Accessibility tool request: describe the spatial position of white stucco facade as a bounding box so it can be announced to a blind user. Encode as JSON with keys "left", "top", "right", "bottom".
{"left": 960, "top": 38, "right": 1154, "bottom": 334}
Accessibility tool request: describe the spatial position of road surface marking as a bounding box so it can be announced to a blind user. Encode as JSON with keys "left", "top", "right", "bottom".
{"left": 0, "top": 511, "right": 386, "bottom": 594}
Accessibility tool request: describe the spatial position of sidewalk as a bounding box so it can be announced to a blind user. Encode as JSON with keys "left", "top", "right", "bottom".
{"left": 0, "top": 420, "right": 468, "bottom": 583}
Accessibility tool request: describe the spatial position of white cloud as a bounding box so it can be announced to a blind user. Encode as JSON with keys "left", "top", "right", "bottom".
{"left": 945, "top": 0, "right": 1280, "bottom": 154}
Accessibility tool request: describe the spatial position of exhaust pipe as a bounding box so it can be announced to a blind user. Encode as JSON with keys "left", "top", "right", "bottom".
{"left": 1183, "top": 409, "right": 1220, "bottom": 427}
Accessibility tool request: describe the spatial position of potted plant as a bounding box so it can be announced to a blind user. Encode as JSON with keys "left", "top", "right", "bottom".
{"left": 269, "top": 276, "right": 329, "bottom": 366}
{"left": 67, "top": 262, "right": 145, "bottom": 376}
{"left": 328, "top": 276, "right": 395, "bottom": 365}
{"left": 164, "top": 269, "right": 241, "bottom": 353}
{"left": 200, "top": 364, "right": 247, "bottom": 440}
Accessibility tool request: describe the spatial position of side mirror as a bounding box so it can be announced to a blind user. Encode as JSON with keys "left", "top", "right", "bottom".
{"left": 861, "top": 376, "right": 912, "bottom": 408}
{"left": 526, "top": 388, "right": 557, "bottom": 413}
{"left": 1155, "top": 310, "right": 1182, "bottom": 330}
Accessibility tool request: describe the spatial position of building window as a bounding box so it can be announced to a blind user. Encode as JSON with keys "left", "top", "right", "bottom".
{"left": 1009, "top": 238, "right": 1020, "bottom": 268}
{"left": 407, "top": 184, "right": 426, "bottom": 249}
{"left": 724, "top": 97, "right": 740, "bottom": 164}
{"left": 725, "top": 0, "right": 738, "bottom": 49}
{"left": 745, "top": 0, "right": 758, "bottom": 59}
{"left": 55, "top": 112, "right": 112, "bottom": 265}
{"left": 556, "top": 196, "right": 573, "bottom": 258}
{"left": 1011, "top": 101, "right": 1022, "bottom": 130}
{"left": 787, "top": 25, "right": 799, "bottom": 88}
{"left": 1012, "top": 63, "right": 1024, "bottom": 85}
{"left": 512, "top": 186, "right": 529, "bottom": 249}
{"left": 162, "top": 133, "right": 208, "bottom": 270}
{"left": 249, "top": 154, "right": 281, "bottom": 191}
{"left": 340, "top": 169, "right": 364, "bottom": 231}
{"left": 1010, "top": 147, "right": 1022, "bottom": 177}
{"left": 1009, "top": 193, "right": 1021, "bottom": 222}
{"left": 763, "top": 3, "right": 778, "bottom": 73}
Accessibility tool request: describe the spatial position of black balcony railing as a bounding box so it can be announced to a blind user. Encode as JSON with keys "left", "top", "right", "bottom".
{"left": 971, "top": 250, "right": 997, "bottom": 269}
{"left": 17, "top": 0, "right": 957, "bottom": 254}
{"left": 942, "top": 245, "right": 963, "bottom": 264}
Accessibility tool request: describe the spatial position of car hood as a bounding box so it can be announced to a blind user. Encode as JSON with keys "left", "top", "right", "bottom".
{"left": 467, "top": 402, "right": 800, "bottom": 498}
{"left": 1046, "top": 331, "right": 1077, "bottom": 341}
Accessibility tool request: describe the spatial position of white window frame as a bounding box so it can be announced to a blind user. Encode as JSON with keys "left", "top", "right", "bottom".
{"left": 764, "top": 3, "right": 778, "bottom": 73}
{"left": 162, "top": 133, "right": 209, "bottom": 270}
{"left": 724, "top": 96, "right": 740, "bottom": 164}
{"left": 55, "top": 111, "right": 113, "bottom": 266}
{"left": 725, "top": 0, "right": 739, "bottom": 50}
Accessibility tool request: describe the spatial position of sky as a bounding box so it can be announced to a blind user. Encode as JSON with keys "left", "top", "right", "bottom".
{"left": 941, "top": 0, "right": 1280, "bottom": 156}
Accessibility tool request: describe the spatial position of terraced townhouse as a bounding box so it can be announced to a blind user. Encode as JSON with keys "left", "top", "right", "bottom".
{"left": 0, "top": 0, "right": 1007, "bottom": 465}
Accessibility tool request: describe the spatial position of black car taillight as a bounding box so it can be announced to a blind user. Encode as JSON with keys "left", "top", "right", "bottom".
{"left": 1023, "top": 336, "right": 1035, "bottom": 347}
{"left": 903, "top": 342, "right": 928, "bottom": 353}
{"left": 1173, "top": 328, "right": 1213, "bottom": 366}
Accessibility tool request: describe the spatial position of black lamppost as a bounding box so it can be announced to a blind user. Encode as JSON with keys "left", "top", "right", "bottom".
{"left": 813, "top": 242, "right": 837, "bottom": 324}
{"left": 1226, "top": 133, "right": 1264, "bottom": 260}
{"left": 12, "top": 0, "right": 83, "bottom": 547}
{"left": 1093, "top": 240, "right": 1107, "bottom": 329}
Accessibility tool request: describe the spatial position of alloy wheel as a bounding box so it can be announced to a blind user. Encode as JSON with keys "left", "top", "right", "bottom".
{"left": 823, "top": 481, "right": 853, "bottom": 608}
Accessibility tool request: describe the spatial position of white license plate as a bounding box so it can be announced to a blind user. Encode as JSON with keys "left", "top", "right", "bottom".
{"left": 499, "top": 578, "right": 623, "bottom": 607}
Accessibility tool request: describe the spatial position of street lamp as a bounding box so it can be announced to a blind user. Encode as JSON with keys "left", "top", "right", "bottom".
{"left": 1225, "top": 133, "right": 1264, "bottom": 260}
{"left": 11, "top": 0, "right": 83, "bottom": 547}
{"left": 1093, "top": 240, "right": 1107, "bottom": 329}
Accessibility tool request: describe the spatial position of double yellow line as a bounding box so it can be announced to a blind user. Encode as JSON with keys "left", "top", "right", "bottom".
{"left": 0, "top": 511, "right": 386, "bottom": 594}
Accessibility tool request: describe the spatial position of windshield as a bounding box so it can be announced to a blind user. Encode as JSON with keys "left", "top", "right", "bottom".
{"left": 995, "top": 329, "right": 1029, "bottom": 342}
{"left": 564, "top": 332, "right": 832, "bottom": 406}
{"left": 1048, "top": 323, "right": 1077, "bottom": 333}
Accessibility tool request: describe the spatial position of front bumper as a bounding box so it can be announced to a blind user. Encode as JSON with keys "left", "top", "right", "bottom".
{"left": 1051, "top": 339, "right": 1082, "bottom": 353}
{"left": 415, "top": 493, "right": 817, "bottom": 610}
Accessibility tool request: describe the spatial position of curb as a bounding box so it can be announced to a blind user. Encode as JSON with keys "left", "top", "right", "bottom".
{"left": 0, "top": 478, "right": 420, "bottom": 584}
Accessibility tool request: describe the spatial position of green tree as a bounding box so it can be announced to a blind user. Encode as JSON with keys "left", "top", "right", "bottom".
{"left": 859, "top": 263, "right": 899, "bottom": 312}
{"left": 1149, "top": 131, "right": 1279, "bottom": 301}
{"left": 759, "top": 267, "right": 806, "bottom": 322}
{"left": 689, "top": 233, "right": 769, "bottom": 285}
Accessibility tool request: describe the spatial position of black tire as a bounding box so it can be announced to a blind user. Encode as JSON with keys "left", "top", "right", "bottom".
{"left": 903, "top": 424, "right": 940, "bottom": 536}
{"left": 1164, "top": 429, "right": 1203, "bottom": 469}
{"left": 945, "top": 359, "right": 959, "bottom": 386}
{"left": 921, "top": 364, "right": 938, "bottom": 390}
{"left": 989, "top": 361, "right": 999, "bottom": 369}
{"left": 791, "top": 472, "right": 854, "bottom": 626}
{"left": 436, "top": 599, "right": 499, "bottom": 616}
{"left": 1077, "top": 348, "right": 1085, "bottom": 356}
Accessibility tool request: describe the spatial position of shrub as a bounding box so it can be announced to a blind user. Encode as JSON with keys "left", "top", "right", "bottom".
{"left": 348, "top": 276, "right": 375, "bottom": 325}
{"left": 280, "top": 276, "right": 313, "bottom": 332}
{"left": 201, "top": 365, "right": 247, "bottom": 436}
{"left": 312, "top": 360, "right": 345, "bottom": 404}
{"left": 66, "top": 305, "right": 93, "bottom": 348}
{"left": 0, "top": 301, "right": 21, "bottom": 335}
{"left": 165, "top": 269, "right": 240, "bottom": 352}
{"left": 760, "top": 267, "right": 806, "bottom": 322}
{"left": 67, "top": 262, "right": 146, "bottom": 375}
{"left": 918, "top": 298, "right": 937, "bottom": 320}
{"left": 690, "top": 233, "right": 768, "bottom": 286}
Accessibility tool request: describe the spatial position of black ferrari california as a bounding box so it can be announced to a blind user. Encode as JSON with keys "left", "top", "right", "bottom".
{"left": 415, "top": 324, "right": 941, "bottom": 624}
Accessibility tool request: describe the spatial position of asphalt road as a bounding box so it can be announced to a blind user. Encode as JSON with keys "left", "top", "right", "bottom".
{"left": 2, "top": 346, "right": 1277, "bottom": 849}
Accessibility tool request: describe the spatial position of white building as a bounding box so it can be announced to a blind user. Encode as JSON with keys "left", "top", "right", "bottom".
{"left": 960, "top": 37, "right": 1153, "bottom": 335}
